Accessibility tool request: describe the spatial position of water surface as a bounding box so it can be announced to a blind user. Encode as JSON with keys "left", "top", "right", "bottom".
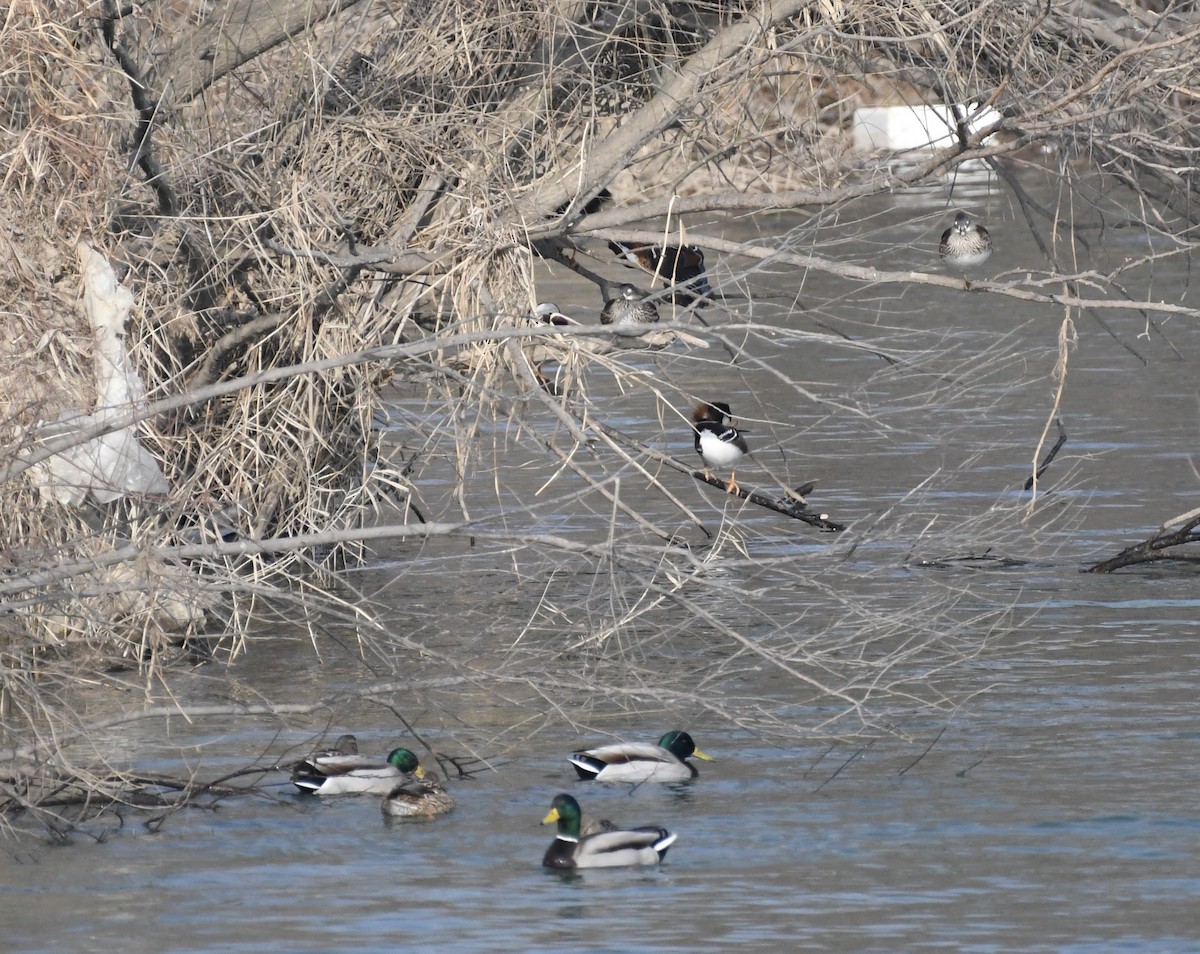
{"left": 3, "top": 169, "right": 1199, "bottom": 953}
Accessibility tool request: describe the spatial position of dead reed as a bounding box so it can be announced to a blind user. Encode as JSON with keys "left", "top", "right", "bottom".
{"left": 0, "top": 0, "right": 1197, "bottom": 835}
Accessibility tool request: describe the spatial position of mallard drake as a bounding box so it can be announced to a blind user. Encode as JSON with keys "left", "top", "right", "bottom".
{"left": 541, "top": 793, "right": 676, "bottom": 869}
{"left": 692, "top": 402, "right": 750, "bottom": 495}
{"left": 600, "top": 283, "right": 659, "bottom": 334}
{"left": 381, "top": 771, "right": 455, "bottom": 819}
{"left": 939, "top": 211, "right": 992, "bottom": 285}
{"left": 291, "top": 746, "right": 424, "bottom": 796}
{"left": 569, "top": 729, "right": 713, "bottom": 783}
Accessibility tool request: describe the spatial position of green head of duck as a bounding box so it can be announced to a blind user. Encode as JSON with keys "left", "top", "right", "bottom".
{"left": 386, "top": 747, "right": 424, "bottom": 776}
{"left": 659, "top": 730, "right": 713, "bottom": 763}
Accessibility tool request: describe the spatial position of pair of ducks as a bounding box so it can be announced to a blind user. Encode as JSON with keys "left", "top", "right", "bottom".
{"left": 290, "top": 735, "right": 454, "bottom": 818}
{"left": 536, "top": 244, "right": 707, "bottom": 334}
{"left": 597, "top": 241, "right": 711, "bottom": 333}
{"left": 600, "top": 211, "right": 990, "bottom": 334}
{"left": 544, "top": 728, "right": 710, "bottom": 869}
{"left": 289, "top": 729, "right": 712, "bottom": 869}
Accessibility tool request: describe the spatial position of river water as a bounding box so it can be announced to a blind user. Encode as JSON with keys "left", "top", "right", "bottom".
{"left": 3, "top": 164, "right": 1199, "bottom": 952}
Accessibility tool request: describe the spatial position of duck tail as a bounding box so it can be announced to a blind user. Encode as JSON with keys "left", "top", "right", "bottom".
{"left": 290, "top": 760, "right": 326, "bottom": 792}
{"left": 567, "top": 753, "right": 606, "bottom": 779}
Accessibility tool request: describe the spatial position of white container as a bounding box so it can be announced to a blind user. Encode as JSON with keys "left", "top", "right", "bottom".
{"left": 851, "top": 104, "right": 1001, "bottom": 152}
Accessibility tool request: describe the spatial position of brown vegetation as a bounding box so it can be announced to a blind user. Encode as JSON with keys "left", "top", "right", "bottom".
{"left": 1, "top": 0, "right": 1198, "bottom": 835}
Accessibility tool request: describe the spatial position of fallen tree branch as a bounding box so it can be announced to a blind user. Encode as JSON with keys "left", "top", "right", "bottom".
{"left": 153, "top": 0, "right": 367, "bottom": 106}
{"left": 589, "top": 418, "right": 843, "bottom": 531}
{"left": 1083, "top": 511, "right": 1200, "bottom": 573}
{"left": 521, "top": 0, "right": 816, "bottom": 219}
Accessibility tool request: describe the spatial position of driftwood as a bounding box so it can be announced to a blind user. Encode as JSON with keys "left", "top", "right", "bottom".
{"left": 1084, "top": 509, "right": 1200, "bottom": 573}
{"left": 690, "top": 471, "right": 842, "bottom": 531}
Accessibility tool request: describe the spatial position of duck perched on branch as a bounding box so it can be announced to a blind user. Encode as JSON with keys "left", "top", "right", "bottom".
{"left": 600, "top": 283, "right": 659, "bottom": 334}
{"left": 692, "top": 402, "right": 750, "bottom": 494}
{"left": 939, "top": 211, "right": 992, "bottom": 286}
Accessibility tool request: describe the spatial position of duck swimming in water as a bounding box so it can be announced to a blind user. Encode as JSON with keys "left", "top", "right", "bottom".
{"left": 541, "top": 793, "right": 677, "bottom": 869}
{"left": 569, "top": 730, "right": 713, "bottom": 783}
{"left": 291, "top": 746, "right": 424, "bottom": 796}
{"left": 381, "top": 770, "right": 455, "bottom": 818}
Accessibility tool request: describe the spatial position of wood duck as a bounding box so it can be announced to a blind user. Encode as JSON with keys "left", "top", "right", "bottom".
{"left": 533, "top": 302, "right": 578, "bottom": 326}
{"left": 939, "top": 211, "right": 992, "bottom": 284}
{"left": 692, "top": 401, "right": 750, "bottom": 494}
{"left": 608, "top": 240, "right": 711, "bottom": 303}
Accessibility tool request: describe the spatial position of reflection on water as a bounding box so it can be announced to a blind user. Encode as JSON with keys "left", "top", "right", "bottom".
{"left": 4, "top": 171, "right": 1200, "bottom": 953}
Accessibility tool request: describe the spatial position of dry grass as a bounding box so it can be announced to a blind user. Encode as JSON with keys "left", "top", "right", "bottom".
{"left": 0, "top": 0, "right": 1197, "bottom": 835}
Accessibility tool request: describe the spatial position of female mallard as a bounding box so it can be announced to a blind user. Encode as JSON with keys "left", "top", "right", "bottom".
{"left": 600, "top": 283, "right": 659, "bottom": 334}
{"left": 381, "top": 771, "right": 455, "bottom": 819}
{"left": 568, "top": 730, "right": 712, "bottom": 783}
{"left": 291, "top": 746, "right": 423, "bottom": 796}
{"left": 541, "top": 793, "right": 676, "bottom": 869}
{"left": 313, "top": 734, "right": 358, "bottom": 758}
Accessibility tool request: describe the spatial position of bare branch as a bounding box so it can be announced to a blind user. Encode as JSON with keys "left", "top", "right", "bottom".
{"left": 153, "top": 0, "right": 368, "bottom": 105}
